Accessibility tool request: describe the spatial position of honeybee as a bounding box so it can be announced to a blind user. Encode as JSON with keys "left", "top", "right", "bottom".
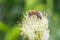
{"left": 28, "top": 10, "right": 42, "bottom": 19}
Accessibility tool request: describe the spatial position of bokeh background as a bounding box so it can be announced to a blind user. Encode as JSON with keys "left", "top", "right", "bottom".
{"left": 0, "top": 0, "right": 60, "bottom": 40}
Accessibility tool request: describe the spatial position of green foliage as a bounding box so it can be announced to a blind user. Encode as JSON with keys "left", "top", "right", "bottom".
{"left": 4, "top": 27, "right": 21, "bottom": 40}
{"left": 0, "top": 0, "right": 60, "bottom": 40}
{"left": 0, "top": 21, "right": 10, "bottom": 32}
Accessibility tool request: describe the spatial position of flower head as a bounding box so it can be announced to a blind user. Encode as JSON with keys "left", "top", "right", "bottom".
{"left": 19, "top": 10, "right": 49, "bottom": 40}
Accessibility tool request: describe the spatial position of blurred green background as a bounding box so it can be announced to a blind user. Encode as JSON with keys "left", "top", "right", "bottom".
{"left": 0, "top": 0, "right": 60, "bottom": 40}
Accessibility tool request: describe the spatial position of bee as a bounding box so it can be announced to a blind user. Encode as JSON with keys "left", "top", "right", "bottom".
{"left": 28, "top": 10, "right": 42, "bottom": 19}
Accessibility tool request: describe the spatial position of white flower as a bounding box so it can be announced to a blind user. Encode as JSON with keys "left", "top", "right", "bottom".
{"left": 19, "top": 10, "right": 49, "bottom": 40}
